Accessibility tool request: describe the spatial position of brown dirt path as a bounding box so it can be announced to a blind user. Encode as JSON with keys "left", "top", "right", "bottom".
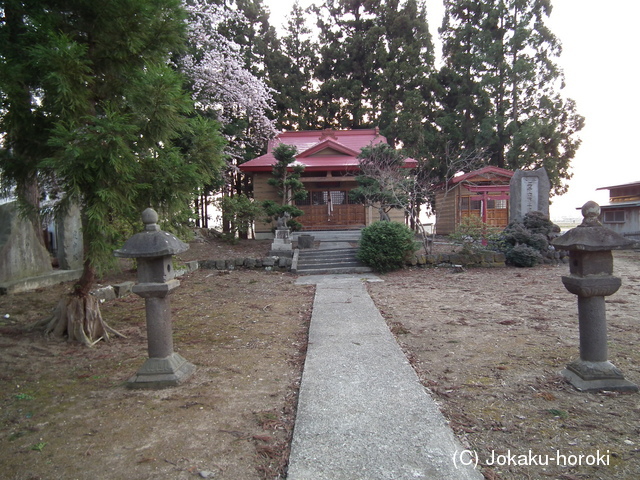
{"left": 367, "top": 250, "right": 640, "bottom": 480}
{"left": 0, "top": 236, "right": 312, "bottom": 480}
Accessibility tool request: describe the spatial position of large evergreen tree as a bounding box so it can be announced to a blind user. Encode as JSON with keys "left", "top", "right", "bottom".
{"left": 314, "top": 0, "right": 381, "bottom": 128}
{"left": 312, "top": 0, "right": 438, "bottom": 158}
{"left": 0, "top": 0, "right": 52, "bottom": 243}
{"left": 275, "top": 1, "right": 320, "bottom": 131}
{"left": 376, "top": 0, "right": 439, "bottom": 157}
{"left": 0, "top": 0, "right": 226, "bottom": 345}
{"left": 438, "top": 0, "right": 584, "bottom": 194}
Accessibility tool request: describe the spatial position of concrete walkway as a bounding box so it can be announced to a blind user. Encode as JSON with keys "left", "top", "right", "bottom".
{"left": 288, "top": 274, "right": 482, "bottom": 480}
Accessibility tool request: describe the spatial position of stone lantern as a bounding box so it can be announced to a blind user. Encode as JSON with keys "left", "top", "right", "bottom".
{"left": 551, "top": 201, "right": 637, "bottom": 392}
{"left": 114, "top": 208, "right": 195, "bottom": 388}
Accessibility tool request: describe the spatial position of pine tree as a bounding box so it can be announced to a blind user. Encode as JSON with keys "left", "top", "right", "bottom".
{"left": 439, "top": 0, "right": 584, "bottom": 194}
{"left": 267, "top": 144, "right": 307, "bottom": 206}
{"left": 262, "top": 143, "right": 306, "bottom": 230}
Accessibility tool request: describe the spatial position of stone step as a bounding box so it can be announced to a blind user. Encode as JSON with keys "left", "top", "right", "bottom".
{"left": 298, "top": 251, "right": 359, "bottom": 259}
{"left": 295, "top": 245, "right": 371, "bottom": 275}
{"left": 294, "top": 265, "right": 373, "bottom": 276}
{"left": 298, "top": 252, "right": 361, "bottom": 264}
{"left": 298, "top": 248, "right": 359, "bottom": 258}
{"left": 298, "top": 258, "right": 361, "bottom": 266}
{"left": 297, "top": 260, "right": 364, "bottom": 269}
{"left": 292, "top": 230, "right": 362, "bottom": 242}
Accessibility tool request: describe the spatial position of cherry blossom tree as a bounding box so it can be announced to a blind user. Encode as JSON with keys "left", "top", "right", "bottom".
{"left": 179, "top": 0, "right": 276, "bottom": 163}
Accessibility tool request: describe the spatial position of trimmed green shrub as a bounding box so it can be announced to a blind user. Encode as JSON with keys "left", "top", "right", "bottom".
{"left": 502, "top": 222, "right": 532, "bottom": 245}
{"left": 523, "top": 211, "right": 559, "bottom": 236}
{"left": 528, "top": 233, "right": 549, "bottom": 252}
{"left": 357, "top": 221, "right": 419, "bottom": 273}
{"left": 499, "top": 211, "right": 561, "bottom": 267}
{"left": 506, "top": 243, "right": 543, "bottom": 267}
{"left": 218, "top": 194, "right": 263, "bottom": 243}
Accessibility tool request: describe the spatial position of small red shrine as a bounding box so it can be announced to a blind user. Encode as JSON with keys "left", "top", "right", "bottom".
{"left": 434, "top": 166, "right": 513, "bottom": 235}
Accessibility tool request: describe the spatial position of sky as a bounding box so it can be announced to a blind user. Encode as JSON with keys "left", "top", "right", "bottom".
{"left": 265, "top": 0, "right": 640, "bottom": 221}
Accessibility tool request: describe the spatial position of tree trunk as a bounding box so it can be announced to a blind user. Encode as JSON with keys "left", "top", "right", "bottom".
{"left": 222, "top": 187, "right": 231, "bottom": 233}
{"left": 17, "top": 173, "right": 46, "bottom": 248}
{"left": 194, "top": 194, "right": 201, "bottom": 228}
{"left": 202, "top": 193, "right": 208, "bottom": 228}
{"left": 35, "top": 249, "right": 124, "bottom": 346}
{"left": 43, "top": 295, "right": 113, "bottom": 346}
{"left": 75, "top": 259, "right": 95, "bottom": 296}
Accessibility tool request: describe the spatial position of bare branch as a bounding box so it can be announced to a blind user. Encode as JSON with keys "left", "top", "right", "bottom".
{"left": 355, "top": 143, "right": 489, "bottom": 254}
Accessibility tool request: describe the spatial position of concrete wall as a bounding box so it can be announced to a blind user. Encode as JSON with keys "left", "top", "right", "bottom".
{"left": 0, "top": 202, "right": 52, "bottom": 284}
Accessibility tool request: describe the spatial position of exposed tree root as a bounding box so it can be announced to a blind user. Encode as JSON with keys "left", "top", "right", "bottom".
{"left": 34, "top": 295, "right": 126, "bottom": 347}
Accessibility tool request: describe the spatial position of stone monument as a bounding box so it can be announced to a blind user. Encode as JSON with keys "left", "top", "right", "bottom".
{"left": 0, "top": 201, "right": 52, "bottom": 284}
{"left": 56, "top": 202, "right": 84, "bottom": 270}
{"left": 509, "top": 168, "right": 551, "bottom": 222}
{"left": 551, "top": 201, "right": 638, "bottom": 392}
{"left": 270, "top": 212, "right": 293, "bottom": 257}
{"left": 114, "top": 208, "right": 195, "bottom": 388}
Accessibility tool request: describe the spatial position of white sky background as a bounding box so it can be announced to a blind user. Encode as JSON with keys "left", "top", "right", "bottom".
{"left": 265, "top": 0, "right": 640, "bottom": 220}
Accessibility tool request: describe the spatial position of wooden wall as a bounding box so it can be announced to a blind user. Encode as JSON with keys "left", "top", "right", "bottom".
{"left": 434, "top": 186, "right": 462, "bottom": 235}
{"left": 388, "top": 207, "right": 406, "bottom": 224}
{"left": 252, "top": 173, "right": 280, "bottom": 238}
{"left": 251, "top": 172, "right": 410, "bottom": 238}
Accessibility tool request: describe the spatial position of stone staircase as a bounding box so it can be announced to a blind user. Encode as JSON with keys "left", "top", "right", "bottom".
{"left": 290, "top": 231, "right": 372, "bottom": 275}
{"left": 293, "top": 246, "right": 372, "bottom": 275}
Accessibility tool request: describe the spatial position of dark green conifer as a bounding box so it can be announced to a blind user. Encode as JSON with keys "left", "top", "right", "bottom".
{"left": 438, "top": 0, "right": 584, "bottom": 194}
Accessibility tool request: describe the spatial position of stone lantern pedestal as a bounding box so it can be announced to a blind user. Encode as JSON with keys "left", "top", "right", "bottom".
{"left": 270, "top": 226, "right": 293, "bottom": 256}
{"left": 114, "top": 208, "right": 195, "bottom": 388}
{"left": 552, "top": 201, "right": 637, "bottom": 392}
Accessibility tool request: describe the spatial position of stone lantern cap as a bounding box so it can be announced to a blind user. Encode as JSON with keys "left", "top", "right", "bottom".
{"left": 114, "top": 208, "right": 189, "bottom": 259}
{"left": 551, "top": 201, "right": 634, "bottom": 252}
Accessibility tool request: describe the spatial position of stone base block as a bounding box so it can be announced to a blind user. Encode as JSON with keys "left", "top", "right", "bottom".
{"left": 91, "top": 285, "right": 116, "bottom": 301}
{"left": 562, "top": 360, "right": 638, "bottom": 392}
{"left": 297, "top": 235, "right": 315, "bottom": 249}
{"left": 271, "top": 240, "right": 292, "bottom": 250}
{"left": 113, "top": 281, "right": 135, "bottom": 298}
{"left": 269, "top": 250, "right": 294, "bottom": 258}
{"left": 127, "top": 352, "right": 196, "bottom": 389}
{"left": 0, "top": 269, "right": 83, "bottom": 295}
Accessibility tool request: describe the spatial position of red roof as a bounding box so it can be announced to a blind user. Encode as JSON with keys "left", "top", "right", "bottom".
{"left": 448, "top": 166, "right": 514, "bottom": 185}
{"left": 239, "top": 128, "right": 418, "bottom": 172}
